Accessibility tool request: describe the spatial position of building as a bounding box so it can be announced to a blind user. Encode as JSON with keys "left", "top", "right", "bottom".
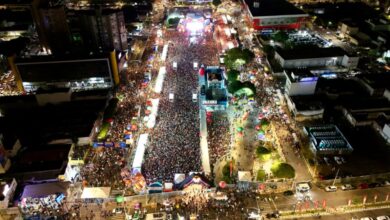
{"left": 201, "top": 67, "right": 228, "bottom": 111}
{"left": 382, "top": 123, "right": 390, "bottom": 143}
{"left": 0, "top": 178, "right": 17, "bottom": 210}
{"left": 242, "top": 0, "right": 308, "bottom": 31}
{"left": 275, "top": 47, "right": 359, "bottom": 69}
{"left": 67, "top": 8, "right": 128, "bottom": 53}
{"left": 284, "top": 69, "right": 319, "bottom": 96}
{"left": 303, "top": 125, "right": 353, "bottom": 155}
{"left": 9, "top": 52, "right": 120, "bottom": 93}
{"left": 285, "top": 95, "right": 324, "bottom": 121}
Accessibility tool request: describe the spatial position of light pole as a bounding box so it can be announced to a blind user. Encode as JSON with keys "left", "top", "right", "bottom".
{"left": 332, "top": 168, "right": 340, "bottom": 187}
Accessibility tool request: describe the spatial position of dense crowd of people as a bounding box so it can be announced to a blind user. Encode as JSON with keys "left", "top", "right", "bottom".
{"left": 80, "top": 147, "right": 127, "bottom": 189}
{"left": 207, "top": 112, "right": 231, "bottom": 165}
{"left": 142, "top": 27, "right": 219, "bottom": 183}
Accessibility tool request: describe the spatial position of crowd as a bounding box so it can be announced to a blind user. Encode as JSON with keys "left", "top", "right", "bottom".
{"left": 142, "top": 28, "right": 218, "bottom": 184}
{"left": 207, "top": 112, "right": 231, "bottom": 165}
{"left": 80, "top": 147, "right": 127, "bottom": 189}
{"left": 108, "top": 71, "right": 145, "bottom": 142}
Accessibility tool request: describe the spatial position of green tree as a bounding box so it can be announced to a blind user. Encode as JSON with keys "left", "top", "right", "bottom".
{"left": 242, "top": 48, "right": 255, "bottom": 63}
{"left": 227, "top": 69, "right": 240, "bottom": 82}
{"left": 225, "top": 47, "right": 255, "bottom": 69}
{"left": 271, "top": 163, "right": 295, "bottom": 179}
{"left": 272, "top": 31, "right": 289, "bottom": 43}
{"left": 167, "top": 17, "right": 180, "bottom": 26}
{"left": 257, "top": 170, "right": 266, "bottom": 181}
{"left": 228, "top": 80, "right": 244, "bottom": 94}
{"left": 263, "top": 45, "right": 275, "bottom": 59}
{"left": 256, "top": 146, "right": 271, "bottom": 160}
{"left": 212, "top": 0, "right": 222, "bottom": 7}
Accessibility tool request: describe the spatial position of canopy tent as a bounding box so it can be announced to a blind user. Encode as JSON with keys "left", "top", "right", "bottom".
{"left": 132, "top": 133, "right": 149, "bottom": 172}
{"left": 154, "top": 67, "right": 166, "bottom": 94}
{"left": 238, "top": 171, "right": 252, "bottom": 182}
{"left": 175, "top": 173, "right": 213, "bottom": 190}
{"left": 163, "top": 182, "right": 173, "bottom": 192}
{"left": 146, "top": 99, "right": 159, "bottom": 128}
{"left": 22, "top": 182, "right": 70, "bottom": 199}
{"left": 148, "top": 182, "right": 163, "bottom": 194}
{"left": 80, "top": 187, "right": 111, "bottom": 199}
{"left": 174, "top": 173, "right": 186, "bottom": 184}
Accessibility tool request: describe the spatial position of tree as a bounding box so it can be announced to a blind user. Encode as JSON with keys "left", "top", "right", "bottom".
{"left": 271, "top": 163, "right": 295, "bottom": 179}
{"left": 212, "top": 0, "right": 222, "bottom": 7}
{"left": 256, "top": 146, "right": 271, "bottom": 160}
{"left": 228, "top": 80, "right": 244, "bottom": 94}
{"left": 227, "top": 69, "right": 240, "bottom": 82}
{"left": 263, "top": 45, "right": 275, "bottom": 59}
{"left": 242, "top": 48, "right": 255, "bottom": 63}
{"left": 225, "top": 47, "right": 255, "bottom": 69}
{"left": 167, "top": 17, "right": 180, "bottom": 26}
{"left": 257, "top": 170, "right": 266, "bottom": 181}
{"left": 272, "top": 31, "right": 289, "bottom": 43}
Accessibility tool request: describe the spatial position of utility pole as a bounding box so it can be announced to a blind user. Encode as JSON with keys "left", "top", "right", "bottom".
{"left": 332, "top": 168, "right": 340, "bottom": 186}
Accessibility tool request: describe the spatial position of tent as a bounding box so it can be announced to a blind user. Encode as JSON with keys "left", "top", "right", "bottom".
{"left": 174, "top": 173, "right": 186, "bottom": 184}
{"left": 175, "top": 173, "right": 213, "bottom": 190}
{"left": 199, "top": 67, "right": 205, "bottom": 76}
{"left": 81, "top": 187, "right": 111, "bottom": 199}
{"left": 238, "top": 171, "right": 252, "bottom": 182}
{"left": 164, "top": 182, "right": 173, "bottom": 192}
{"left": 148, "top": 182, "right": 163, "bottom": 194}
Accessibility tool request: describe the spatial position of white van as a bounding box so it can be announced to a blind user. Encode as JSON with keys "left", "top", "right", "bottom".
{"left": 169, "top": 92, "right": 174, "bottom": 102}
{"left": 192, "top": 93, "right": 198, "bottom": 102}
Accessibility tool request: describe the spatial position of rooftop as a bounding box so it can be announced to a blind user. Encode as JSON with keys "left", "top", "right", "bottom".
{"left": 305, "top": 125, "right": 353, "bottom": 153}
{"left": 285, "top": 69, "right": 318, "bottom": 83}
{"left": 21, "top": 181, "right": 70, "bottom": 199}
{"left": 357, "top": 73, "right": 390, "bottom": 91}
{"left": 290, "top": 95, "right": 324, "bottom": 111}
{"left": 276, "top": 47, "right": 348, "bottom": 60}
{"left": 243, "top": 0, "right": 307, "bottom": 17}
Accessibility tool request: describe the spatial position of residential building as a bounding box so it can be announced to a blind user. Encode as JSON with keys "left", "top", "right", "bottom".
{"left": 9, "top": 52, "right": 120, "bottom": 93}
{"left": 275, "top": 47, "right": 359, "bottom": 69}
{"left": 242, "top": 0, "right": 308, "bottom": 31}
{"left": 284, "top": 69, "right": 319, "bottom": 96}
{"left": 303, "top": 125, "right": 353, "bottom": 155}
{"left": 285, "top": 95, "right": 324, "bottom": 121}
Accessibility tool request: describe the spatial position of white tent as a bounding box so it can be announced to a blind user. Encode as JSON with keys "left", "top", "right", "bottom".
{"left": 238, "top": 171, "right": 252, "bottom": 182}
{"left": 174, "top": 173, "right": 185, "bottom": 184}
{"left": 81, "top": 187, "right": 111, "bottom": 199}
{"left": 132, "top": 133, "right": 149, "bottom": 171}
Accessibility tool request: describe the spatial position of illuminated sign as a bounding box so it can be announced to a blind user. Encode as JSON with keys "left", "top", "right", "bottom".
{"left": 299, "top": 77, "right": 318, "bottom": 82}
{"left": 203, "top": 100, "right": 217, "bottom": 105}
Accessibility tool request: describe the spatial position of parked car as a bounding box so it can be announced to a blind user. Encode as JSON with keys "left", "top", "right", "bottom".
{"left": 382, "top": 180, "right": 390, "bottom": 186}
{"left": 368, "top": 182, "right": 381, "bottom": 188}
{"left": 341, "top": 184, "right": 354, "bottom": 191}
{"left": 283, "top": 190, "right": 294, "bottom": 196}
{"left": 360, "top": 218, "right": 374, "bottom": 220}
{"left": 359, "top": 183, "right": 369, "bottom": 189}
{"left": 376, "top": 216, "right": 390, "bottom": 220}
{"left": 325, "top": 185, "right": 337, "bottom": 192}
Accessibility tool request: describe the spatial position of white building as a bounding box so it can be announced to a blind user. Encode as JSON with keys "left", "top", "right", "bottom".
{"left": 284, "top": 69, "right": 318, "bottom": 96}
{"left": 275, "top": 47, "right": 359, "bottom": 69}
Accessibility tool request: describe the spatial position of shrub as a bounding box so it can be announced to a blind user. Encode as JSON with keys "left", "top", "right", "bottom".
{"left": 271, "top": 163, "right": 295, "bottom": 179}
